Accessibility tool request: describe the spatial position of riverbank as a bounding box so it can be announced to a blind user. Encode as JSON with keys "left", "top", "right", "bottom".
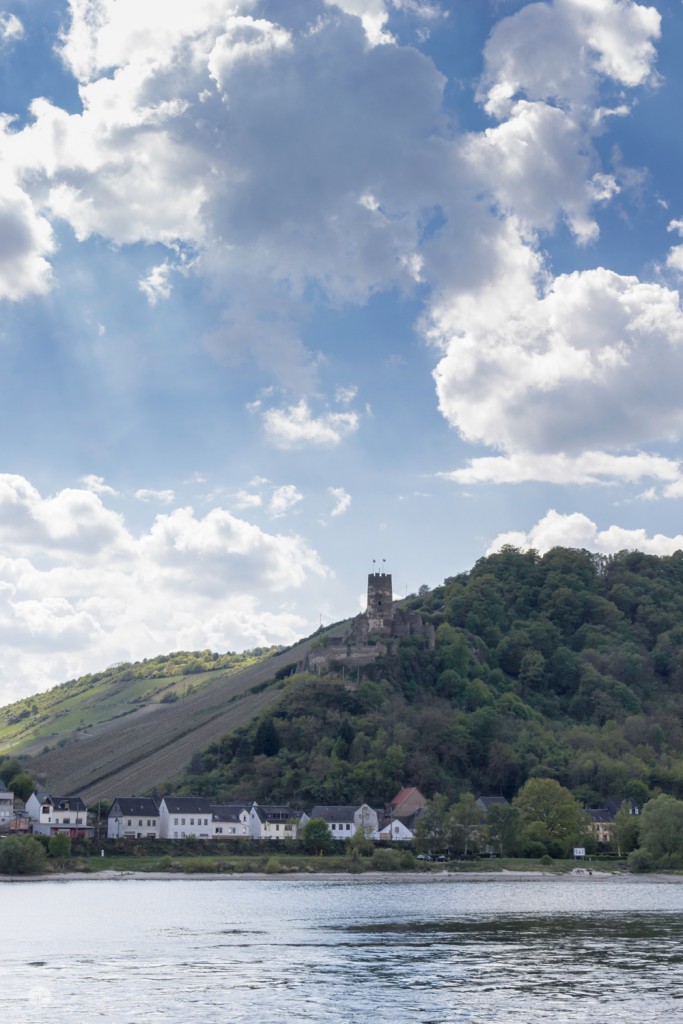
{"left": 4, "top": 866, "right": 673, "bottom": 883}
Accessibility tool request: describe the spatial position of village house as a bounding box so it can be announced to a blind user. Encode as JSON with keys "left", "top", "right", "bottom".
{"left": 306, "top": 803, "right": 380, "bottom": 840}
{"left": 25, "top": 791, "right": 92, "bottom": 838}
{"left": 376, "top": 816, "right": 415, "bottom": 842}
{"left": 211, "top": 803, "right": 250, "bottom": 839}
{"left": 158, "top": 797, "right": 214, "bottom": 839}
{"left": 249, "top": 803, "right": 299, "bottom": 840}
{"left": 0, "top": 779, "right": 13, "bottom": 833}
{"left": 108, "top": 798, "right": 161, "bottom": 839}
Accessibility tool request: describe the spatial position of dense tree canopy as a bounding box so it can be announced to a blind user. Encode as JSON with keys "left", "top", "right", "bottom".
{"left": 179, "top": 548, "right": 683, "bottom": 832}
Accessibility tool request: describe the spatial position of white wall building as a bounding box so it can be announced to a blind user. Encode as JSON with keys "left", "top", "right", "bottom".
{"left": 159, "top": 797, "right": 214, "bottom": 839}
{"left": 108, "top": 798, "right": 161, "bottom": 839}
{"left": 25, "top": 792, "right": 90, "bottom": 837}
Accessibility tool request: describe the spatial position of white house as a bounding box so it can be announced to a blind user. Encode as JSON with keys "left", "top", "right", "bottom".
{"left": 249, "top": 803, "right": 299, "bottom": 840}
{"left": 25, "top": 792, "right": 91, "bottom": 837}
{"left": 376, "top": 816, "right": 415, "bottom": 842}
{"left": 0, "top": 780, "right": 13, "bottom": 832}
{"left": 108, "top": 798, "right": 161, "bottom": 839}
{"left": 159, "top": 797, "right": 214, "bottom": 839}
{"left": 211, "top": 803, "right": 250, "bottom": 839}
{"left": 308, "top": 803, "right": 380, "bottom": 840}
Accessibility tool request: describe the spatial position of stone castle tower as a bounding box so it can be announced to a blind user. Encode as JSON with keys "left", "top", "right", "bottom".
{"left": 366, "top": 572, "right": 393, "bottom": 633}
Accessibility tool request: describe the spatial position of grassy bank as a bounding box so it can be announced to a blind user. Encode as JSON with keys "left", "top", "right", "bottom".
{"left": 58, "top": 853, "right": 620, "bottom": 876}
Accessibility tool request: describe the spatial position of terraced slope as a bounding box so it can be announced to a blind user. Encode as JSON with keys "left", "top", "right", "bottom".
{"left": 24, "top": 636, "right": 327, "bottom": 802}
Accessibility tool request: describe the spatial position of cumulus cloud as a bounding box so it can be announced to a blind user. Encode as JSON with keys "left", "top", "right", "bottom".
{"left": 262, "top": 398, "right": 360, "bottom": 448}
{"left": 0, "top": 12, "right": 23, "bottom": 43}
{"left": 488, "top": 508, "right": 683, "bottom": 558}
{"left": 430, "top": 267, "right": 683, "bottom": 457}
{"left": 138, "top": 263, "right": 173, "bottom": 305}
{"left": 0, "top": 176, "right": 54, "bottom": 300}
{"left": 478, "top": 0, "right": 660, "bottom": 118}
{"left": 268, "top": 484, "right": 303, "bottom": 517}
{"left": 0, "top": 474, "right": 329, "bottom": 705}
{"left": 81, "top": 474, "right": 118, "bottom": 495}
{"left": 2, "top": 1, "right": 446, "bottom": 340}
{"left": 328, "top": 486, "right": 351, "bottom": 517}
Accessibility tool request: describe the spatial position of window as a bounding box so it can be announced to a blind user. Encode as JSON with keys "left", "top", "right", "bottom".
{"left": 174, "top": 818, "right": 178, "bottom": 825}
{"left": 190, "top": 818, "right": 195, "bottom": 825}
{"left": 181, "top": 818, "right": 186, "bottom": 825}
{"left": 127, "top": 819, "right": 132, "bottom": 826}
{"left": 216, "top": 827, "right": 223, "bottom": 835}
{"left": 138, "top": 819, "right": 143, "bottom": 826}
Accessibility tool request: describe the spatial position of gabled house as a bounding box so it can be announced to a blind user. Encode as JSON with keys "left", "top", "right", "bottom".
{"left": 25, "top": 792, "right": 91, "bottom": 837}
{"left": 249, "top": 803, "right": 299, "bottom": 840}
{"left": 108, "top": 798, "right": 161, "bottom": 839}
{"left": 585, "top": 807, "right": 615, "bottom": 846}
{"left": 211, "top": 803, "right": 250, "bottom": 839}
{"left": 307, "top": 803, "right": 380, "bottom": 840}
{"left": 376, "top": 816, "right": 414, "bottom": 842}
{"left": 159, "top": 797, "right": 214, "bottom": 839}
{"left": 387, "top": 787, "right": 427, "bottom": 819}
{"left": 0, "top": 779, "right": 13, "bottom": 833}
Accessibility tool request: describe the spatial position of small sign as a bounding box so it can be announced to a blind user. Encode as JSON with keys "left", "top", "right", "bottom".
{"left": 573, "top": 847, "right": 586, "bottom": 858}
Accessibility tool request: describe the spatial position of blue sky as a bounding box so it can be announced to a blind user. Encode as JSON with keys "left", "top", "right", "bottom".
{"left": 1, "top": 0, "right": 683, "bottom": 705}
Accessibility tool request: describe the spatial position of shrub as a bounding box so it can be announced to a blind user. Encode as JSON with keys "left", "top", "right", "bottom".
{"left": 0, "top": 836, "right": 47, "bottom": 875}
{"left": 265, "top": 857, "right": 282, "bottom": 874}
{"left": 627, "top": 848, "right": 654, "bottom": 873}
{"left": 370, "top": 848, "right": 402, "bottom": 871}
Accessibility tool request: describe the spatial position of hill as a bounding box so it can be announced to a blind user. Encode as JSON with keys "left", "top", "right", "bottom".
{"left": 170, "top": 546, "right": 683, "bottom": 810}
{"left": 7, "top": 545, "right": 683, "bottom": 812}
{"left": 0, "top": 631, "right": 345, "bottom": 801}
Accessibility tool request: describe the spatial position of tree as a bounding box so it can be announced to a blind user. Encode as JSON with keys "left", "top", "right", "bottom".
{"left": 346, "top": 826, "right": 374, "bottom": 857}
{"left": 0, "top": 836, "right": 47, "bottom": 875}
{"left": 612, "top": 802, "right": 640, "bottom": 857}
{"left": 447, "top": 793, "right": 484, "bottom": 857}
{"left": 8, "top": 771, "right": 35, "bottom": 802}
{"left": 301, "top": 818, "right": 334, "bottom": 855}
{"left": 253, "top": 718, "right": 280, "bottom": 757}
{"left": 513, "top": 777, "right": 584, "bottom": 856}
{"left": 48, "top": 833, "right": 72, "bottom": 865}
{"left": 486, "top": 804, "right": 522, "bottom": 857}
{"left": 415, "top": 794, "right": 450, "bottom": 855}
{"left": 636, "top": 794, "right": 683, "bottom": 864}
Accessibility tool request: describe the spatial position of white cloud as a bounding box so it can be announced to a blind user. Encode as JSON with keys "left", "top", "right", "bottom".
{"left": 0, "top": 175, "right": 54, "bottom": 300}
{"left": 430, "top": 267, "right": 683, "bottom": 457}
{"left": 80, "top": 474, "right": 118, "bottom": 495}
{"left": 0, "top": 12, "right": 23, "bottom": 43}
{"left": 268, "top": 484, "right": 303, "bottom": 517}
{"left": 232, "top": 489, "right": 263, "bottom": 510}
{"left": 0, "top": 474, "right": 329, "bottom": 705}
{"left": 324, "top": 0, "right": 393, "bottom": 45}
{"left": 488, "top": 508, "right": 683, "bottom": 558}
{"left": 442, "top": 450, "right": 683, "bottom": 487}
{"left": 328, "top": 486, "right": 351, "bottom": 517}
{"left": 139, "top": 263, "right": 173, "bottom": 305}
{"left": 134, "top": 488, "right": 176, "bottom": 504}
{"left": 262, "top": 398, "right": 360, "bottom": 448}
{"left": 478, "top": 0, "right": 660, "bottom": 119}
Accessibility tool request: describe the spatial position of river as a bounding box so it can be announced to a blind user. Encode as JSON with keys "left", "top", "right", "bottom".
{"left": 2, "top": 874, "right": 681, "bottom": 1022}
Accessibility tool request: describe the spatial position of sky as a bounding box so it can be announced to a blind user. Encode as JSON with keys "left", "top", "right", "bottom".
{"left": 1, "top": 0, "right": 683, "bottom": 706}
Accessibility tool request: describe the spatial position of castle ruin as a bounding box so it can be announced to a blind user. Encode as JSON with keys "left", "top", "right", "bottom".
{"left": 303, "top": 571, "right": 435, "bottom": 675}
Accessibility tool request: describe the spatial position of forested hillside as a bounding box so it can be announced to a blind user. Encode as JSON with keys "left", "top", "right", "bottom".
{"left": 179, "top": 546, "right": 683, "bottom": 809}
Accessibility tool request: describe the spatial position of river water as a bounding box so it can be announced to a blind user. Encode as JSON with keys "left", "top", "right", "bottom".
{"left": 2, "top": 874, "right": 682, "bottom": 1023}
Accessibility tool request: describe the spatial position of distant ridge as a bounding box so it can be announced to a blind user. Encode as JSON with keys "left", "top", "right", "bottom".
{"left": 0, "top": 626, "right": 347, "bottom": 802}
